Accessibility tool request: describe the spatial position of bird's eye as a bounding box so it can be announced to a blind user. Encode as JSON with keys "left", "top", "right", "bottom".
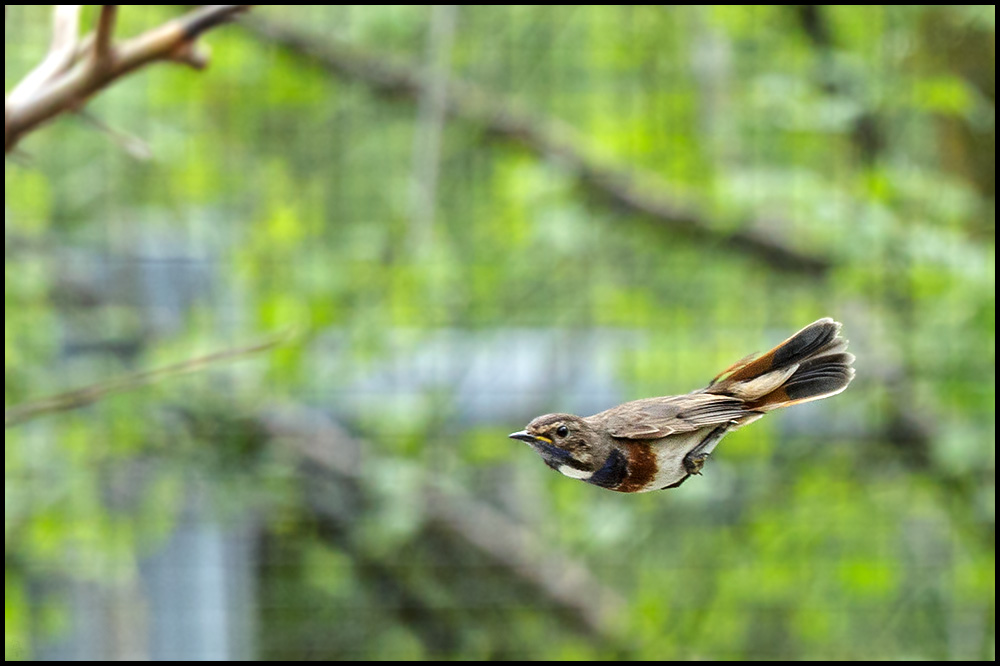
{"left": 556, "top": 425, "right": 569, "bottom": 438}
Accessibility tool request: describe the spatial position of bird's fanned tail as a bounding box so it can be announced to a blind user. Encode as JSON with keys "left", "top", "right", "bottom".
{"left": 707, "top": 318, "right": 855, "bottom": 411}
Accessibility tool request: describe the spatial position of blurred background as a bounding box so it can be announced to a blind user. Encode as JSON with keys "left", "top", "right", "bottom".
{"left": 4, "top": 5, "right": 995, "bottom": 660}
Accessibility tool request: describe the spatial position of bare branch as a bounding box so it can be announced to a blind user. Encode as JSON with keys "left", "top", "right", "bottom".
{"left": 51, "top": 5, "right": 83, "bottom": 54}
{"left": 242, "top": 17, "right": 833, "bottom": 277}
{"left": 5, "top": 5, "right": 251, "bottom": 153}
{"left": 7, "top": 5, "right": 83, "bottom": 106}
{"left": 93, "top": 5, "right": 118, "bottom": 65}
{"left": 4, "top": 330, "right": 292, "bottom": 429}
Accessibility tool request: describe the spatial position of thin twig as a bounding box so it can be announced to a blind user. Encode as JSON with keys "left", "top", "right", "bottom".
{"left": 4, "top": 330, "right": 292, "bottom": 429}
{"left": 75, "top": 108, "right": 153, "bottom": 160}
{"left": 93, "top": 5, "right": 118, "bottom": 65}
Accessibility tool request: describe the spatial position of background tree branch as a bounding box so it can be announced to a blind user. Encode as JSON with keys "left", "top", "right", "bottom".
{"left": 242, "top": 16, "right": 833, "bottom": 277}
{"left": 259, "top": 405, "right": 626, "bottom": 643}
{"left": 4, "top": 331, "right": 291, "bottom": 429}
{"left": 5, "top": 4, "right": 251, "bottom": 153}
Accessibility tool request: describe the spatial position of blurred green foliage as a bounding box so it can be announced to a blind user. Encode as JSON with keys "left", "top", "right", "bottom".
{"left": 5, "top": 5, "right": 995, "bottom": 660}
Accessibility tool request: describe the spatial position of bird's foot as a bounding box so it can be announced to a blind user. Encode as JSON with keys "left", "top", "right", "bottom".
{"left": 683, "top": 426, "right": 729, "bottom": 476}
{"left": 684, "top": 450, "right": 710, "bottom": 475}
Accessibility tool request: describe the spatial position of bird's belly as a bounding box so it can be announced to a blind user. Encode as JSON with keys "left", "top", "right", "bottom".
{"left": 639, "top": 428, "right": 725, "bottom": 492}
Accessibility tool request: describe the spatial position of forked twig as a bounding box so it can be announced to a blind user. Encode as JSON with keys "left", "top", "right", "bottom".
{"left": 5, "top": 5, "right": 251, "bottom": 153}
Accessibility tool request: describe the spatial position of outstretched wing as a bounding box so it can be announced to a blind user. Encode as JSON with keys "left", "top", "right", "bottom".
{"left": 596, "top": 393, "right": 751, "bottom": 440}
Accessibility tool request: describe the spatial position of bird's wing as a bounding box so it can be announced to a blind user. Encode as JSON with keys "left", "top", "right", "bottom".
{"left": 598, "top": 393, "right": 750, "bottom": 440}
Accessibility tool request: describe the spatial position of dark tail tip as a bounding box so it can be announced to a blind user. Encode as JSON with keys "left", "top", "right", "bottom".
{"left": 711, "top": 318, "right": 846, "bottom": 390}
{"left": 747, "top": 325, "right": 855, "bottom": 411}
{"left": 710, "top": 318, "right": 855, "bottom": 410}
{"left": 781, "top": 352, "right": 855, "bottom": 403}
{"left": 771, "top": 317, "right": 840, "bottom": 367}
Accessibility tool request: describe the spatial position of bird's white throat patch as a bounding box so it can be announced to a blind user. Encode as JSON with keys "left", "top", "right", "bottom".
{"left": 558, "top": 465, "right": 594, "bottom": 480}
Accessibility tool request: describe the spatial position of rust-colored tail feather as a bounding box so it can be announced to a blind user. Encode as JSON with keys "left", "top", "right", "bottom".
{"left": 709, "top": 318, "right": 855, "bottom": 411}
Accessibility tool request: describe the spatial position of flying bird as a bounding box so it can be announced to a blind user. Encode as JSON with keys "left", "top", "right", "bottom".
{"left": 510, "top": 318, "right": 855, "bottom": 493}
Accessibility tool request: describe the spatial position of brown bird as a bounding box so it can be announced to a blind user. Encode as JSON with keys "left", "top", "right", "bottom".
{"left": 510, "top": 318, "right": 855, "bottom": 493}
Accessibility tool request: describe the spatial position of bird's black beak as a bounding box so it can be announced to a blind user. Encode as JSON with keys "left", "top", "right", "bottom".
{"left": 509, "top": 430, "right": 552, "bottom": 444}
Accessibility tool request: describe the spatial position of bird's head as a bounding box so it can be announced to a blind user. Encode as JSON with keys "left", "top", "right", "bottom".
{"left": 509, "top": 413, "right": 604, "bottom": 477}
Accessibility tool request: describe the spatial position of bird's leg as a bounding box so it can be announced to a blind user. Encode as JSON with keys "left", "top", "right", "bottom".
{"left": 683, "top": 425, "right": 730, "bottom": 475}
